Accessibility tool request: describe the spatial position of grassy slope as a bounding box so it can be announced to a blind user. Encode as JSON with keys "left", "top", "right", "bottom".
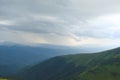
{"left": 65, "top": 48, "right": 120, "bottom": 80}
{"left": 14, "top": 47, "right": 120, "bottom": 80}
{"left": 0, "top": 78, "right": 8, "bottom": 80}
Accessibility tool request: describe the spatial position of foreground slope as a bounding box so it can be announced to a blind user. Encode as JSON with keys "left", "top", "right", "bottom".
{"left": 0, "top": 78, "right": 8, "bottom": 80}
{"left": 14, "top": 47, "right": 120, "bottom": 80}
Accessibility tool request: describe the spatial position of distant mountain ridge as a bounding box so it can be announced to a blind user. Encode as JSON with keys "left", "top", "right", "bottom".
{"left": 0, "top": 44, "right": 78, "bottom": 77}
{"left": 0, "top": 43, "right": 98, "bottom": 77}
{"left": 14, "top": 47, "right": 120, "bottom": 80}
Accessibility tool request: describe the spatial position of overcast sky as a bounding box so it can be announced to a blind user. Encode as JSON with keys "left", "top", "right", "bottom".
{"left": 0, "top": 0, "right": 120, "bottom": 49}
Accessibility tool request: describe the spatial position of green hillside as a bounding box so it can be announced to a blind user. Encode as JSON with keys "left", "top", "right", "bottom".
{"left": 13, "top": 47, "right": 120, "bottom": 80}
{"left": 0, "top": 78, "right": 8, "bottom": 80}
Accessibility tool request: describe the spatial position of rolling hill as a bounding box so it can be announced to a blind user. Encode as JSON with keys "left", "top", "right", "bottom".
{"left": 0, "top": 45, "right": 61, "bottom": 77}
{"left": 14, "top": 47, "right": 120, "bottom": 80}
{"left": 0, "top": 44, "right": 70, "bottom": 77}
{"left": 0, "top": 43, "right": 95, "bottom": 77}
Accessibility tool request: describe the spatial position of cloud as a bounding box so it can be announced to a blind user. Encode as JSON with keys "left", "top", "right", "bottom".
{"left": 0, "top": 0, "right": 120, "bottom": 48}
{"left": 0, "top": 29, "right": 47, "bottom": 45}
{"left": 0, "top": 20, "right": 15, "bottom": 25}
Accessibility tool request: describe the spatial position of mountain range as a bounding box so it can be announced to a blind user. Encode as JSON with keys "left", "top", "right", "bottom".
{"left": 13, "top": 47, "right": 120, "bottom": 80}
{"left": 0, "top": 43, "right": 98, "bottom": 77}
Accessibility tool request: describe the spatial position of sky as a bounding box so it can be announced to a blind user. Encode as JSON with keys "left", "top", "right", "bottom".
{"left": 0, "top": 0, "right": 120, "bottom": 49}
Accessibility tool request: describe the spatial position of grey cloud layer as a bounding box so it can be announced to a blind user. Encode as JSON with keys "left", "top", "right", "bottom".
{"left": 0, "top": 0, "right": 120, "bottom": 46}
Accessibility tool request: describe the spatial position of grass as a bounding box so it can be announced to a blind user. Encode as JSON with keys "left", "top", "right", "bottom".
{"left": 0, "top": 78, "right": 8, "bottom": 80}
